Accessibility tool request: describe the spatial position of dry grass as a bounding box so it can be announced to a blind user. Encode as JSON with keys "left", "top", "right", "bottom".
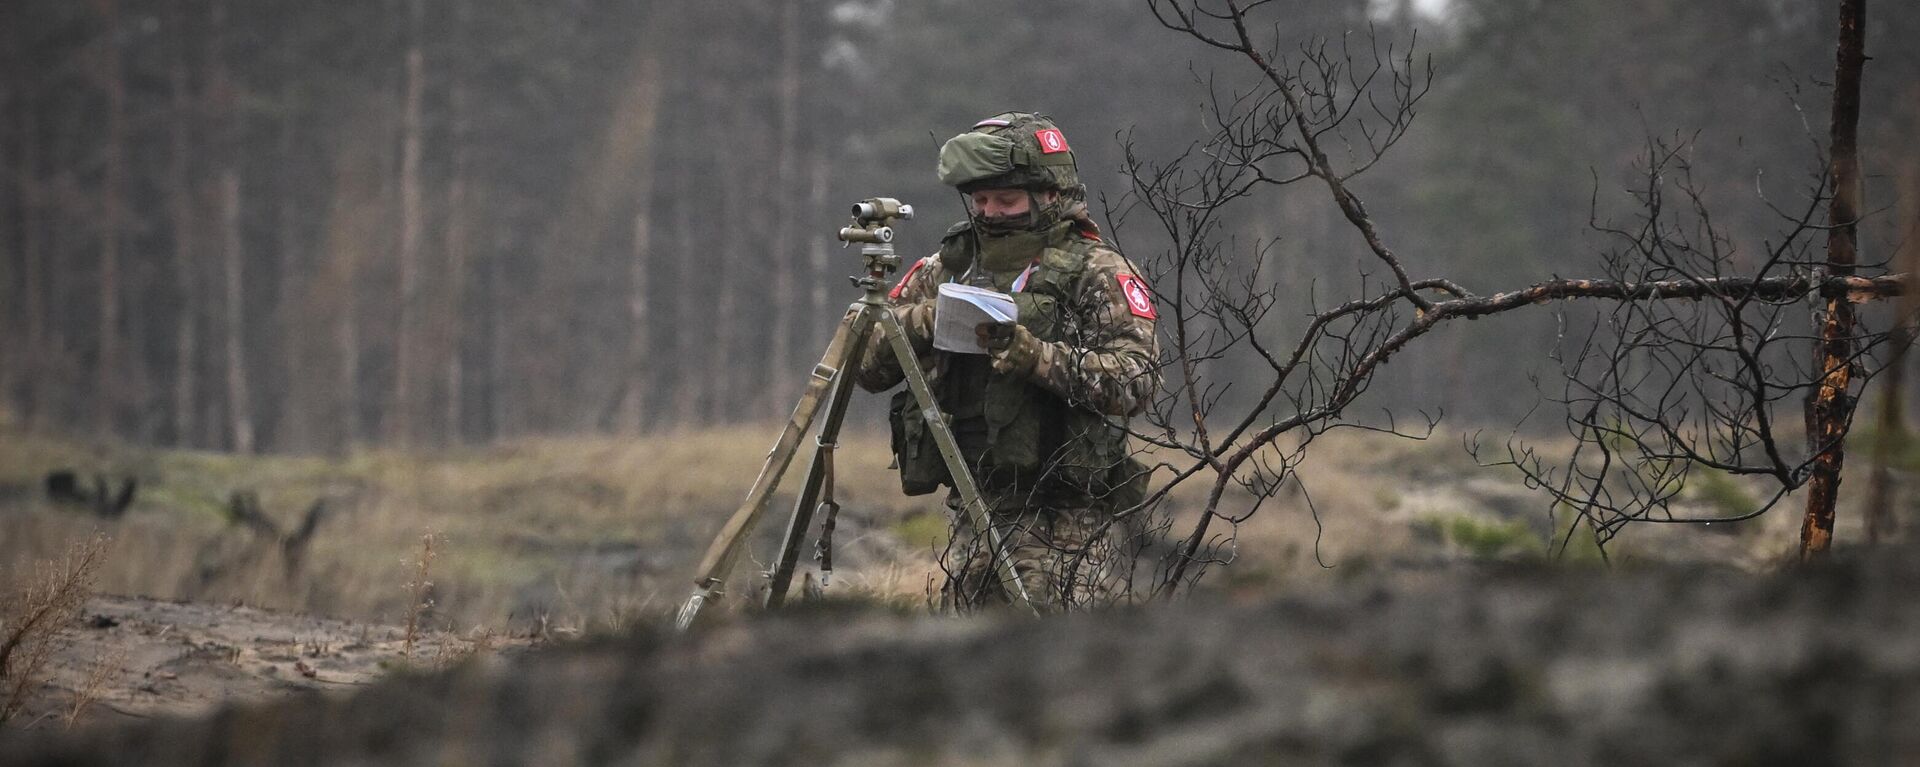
{"left": 402, "top": 530, "right": 441, "bottom": 658}
{"left": 0, "top": 532, "right": 108, "bottom": 725}
{"left": 62, "top": 644, "right": 128, "bottom": 730}
{"left": 0, "top": 423, "right": 1840, "bottom": 639}
{"left": 0, "top": 426, "right": 915, "bottom": 632}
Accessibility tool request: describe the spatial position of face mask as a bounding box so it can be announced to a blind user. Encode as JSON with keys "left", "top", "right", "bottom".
{"left": 970, "top": 190, "right": 1063, "bottom": 237}
{"left": 977, "top": 221, "right": 1073, "bottom": 273}
{"left": 974, "top": 210, "right": 1034, "bottom": 237}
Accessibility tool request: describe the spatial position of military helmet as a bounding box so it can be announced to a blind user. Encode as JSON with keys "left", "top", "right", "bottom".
{"left": 937, "top": 112, "right": 1084, "bottom": 198}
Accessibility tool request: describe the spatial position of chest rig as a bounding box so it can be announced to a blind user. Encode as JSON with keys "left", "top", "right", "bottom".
{"left": 887, "top": 221, "right": 1133, "bottom": 504}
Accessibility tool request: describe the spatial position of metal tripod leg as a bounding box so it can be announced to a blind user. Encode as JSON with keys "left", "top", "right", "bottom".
{"left": 675, "top": 303, "right": 872, "bottom": 630}
{"left": 678, "top": 295, "right": 1038, "bottom": 629}
{"left": 762, "top": 305, "right": 1038, "bottom": 614}
{"left": 875, "top": 308, "right": 1038, "bottom": 614}
{"left": 763, "top": 304, "right": 875, "bottom": 608}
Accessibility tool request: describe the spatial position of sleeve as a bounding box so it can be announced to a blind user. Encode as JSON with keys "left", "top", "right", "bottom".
{"left": 1025, "top": 249, "right": 1162, "bottom": 417}
{"left": 852, "top": 254, "right": 943, "bottom": 393}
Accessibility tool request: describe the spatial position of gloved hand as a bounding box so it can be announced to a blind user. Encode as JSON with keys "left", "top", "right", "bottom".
{"left": 893, "top": 301, "right": 936, "bottom": 353}
{"left": 976, "top": 321, "right": 1042, "bottom": 377}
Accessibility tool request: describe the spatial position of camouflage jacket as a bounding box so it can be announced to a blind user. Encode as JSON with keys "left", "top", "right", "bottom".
{"left": 853, "top": 232, "right": 1160, "bottom": 418}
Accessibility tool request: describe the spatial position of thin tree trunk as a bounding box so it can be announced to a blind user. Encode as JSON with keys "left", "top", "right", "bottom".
{"left": 206, "top": 0, "right": 251, "bottom": 453}
{"left": 51, "top": 80, "right": 82, "bottom": 431}
{"left": 705, "top": 130, "right": 737, "bottom": 426}
{"left": 485, "top": 225, "right": 507, "bottom": 440}
{"left": 91, "top": 0, "right": 127, "bottom": 438}
{"left": 1, "top": 23, "right": 19, "bottom": 422}
{"left": 270, "top": 77, "right": 300, "bottom": 452}
{"left": 806, "top": 148, "right": 830, "bottom": 358}
{"left": 1799, "top": 0, "right": 1868, "bottom": 561}
{"left": 17, "top": 66, "right": 46, "bottom": 431}
{"left": 167, "top": 0, "right": 197, "bottom": 446}
{"left": 615, "top": 24, "right": 667, "bottom": 436}
{"left": 620, "top": 209, "right": 653, "bottom": 435}
{"left": 766, "top": 0, "right": 804, "bottom": 422}
{"left": 1864, "top": 154, "right": 1920, "bottom": 542}
{"left": 443, "top": 0, "right": 472, "bottom": 445}
{"left": 389, "top": 0, "right": 426, "bottom": 447}
{"left": 669, "top": 145, "right": 703, "bottom": 428}
{"left": 220, "top": 170, "right": 253, "bottom": 452}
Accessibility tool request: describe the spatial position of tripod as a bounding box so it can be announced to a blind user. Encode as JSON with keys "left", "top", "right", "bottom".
{"left": 675, "top": 198, "right": 1036, "bottom": 630}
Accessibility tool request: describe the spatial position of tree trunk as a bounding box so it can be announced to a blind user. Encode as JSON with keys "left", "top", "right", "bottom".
{"left": 485, "top": 223, "right": 507, "bottom": 440}
{"left": 668, "top": 130, "right": 703, "bottom": 428}
{"left": 220, "top": 170, "right": 253, "bottom": 453}
{"left": 806, "top": 147, "right": 830, "bottom": 362}
{"left": 270, "top": 77, "right": 300, "bottom": 452}
{"left": 167, "top": 0, "right": 198, "bottom": 446}
{"left": 1864, "top": 152, "right": 1920, "bottom": 542}
{"left": 614, "top": 18, "right": 667, "bottom": 436}
{"left": 91, "top": 0, "right": 127, "bottom": 439}
{"left": 705, "top": 127, "right": 737, "bottom": 427}
{"left": 15, "top": 54, "right": 47, "bottom": 431}
{"left": 389, "top": 0, "right": 426, "bottom": 447}
{"left": 1, "top": 22, "right": 18, "bottom": 423}
{"left": 206, "top": 0, "right": 251, "bottom": 453}
{"left": 1798, "top": 0, "right": 1868, "bottom": 561}
{"left": 442, "top": 0, "right": 473, "bottom": 445}
{"left": 619, "top": 208, "right": 653, "bottom": 435}
{"left": 765, "top": 0, "right": 804, "bottom": 422}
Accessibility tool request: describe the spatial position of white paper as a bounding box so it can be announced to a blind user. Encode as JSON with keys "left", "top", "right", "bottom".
{"left": 933, "top": 282, "right": 1018, "bottom": 353}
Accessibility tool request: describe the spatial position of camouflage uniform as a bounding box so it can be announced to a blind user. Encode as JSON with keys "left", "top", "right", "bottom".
{"left": 854, "top": 113, "right": 1160, "bottom": 611}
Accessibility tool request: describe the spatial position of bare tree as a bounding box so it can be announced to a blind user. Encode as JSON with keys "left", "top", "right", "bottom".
{"left": 1089, "top": 0, "right": 1898, "bottom": 600}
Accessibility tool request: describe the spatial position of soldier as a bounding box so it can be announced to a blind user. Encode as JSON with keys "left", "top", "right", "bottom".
{"left": 855, "top": 112, "right": 1161, "bottom": 610}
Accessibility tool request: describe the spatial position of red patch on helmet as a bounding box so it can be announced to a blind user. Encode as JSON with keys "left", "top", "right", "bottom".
{"left": 1035, "top": 128, "right": 1070, "bottom": 154}
{"left": 890, "top": 259, "right": 927, "bottom": 301}
{"left": 1116, "top": 273, "right": 1157, "bottom": 319}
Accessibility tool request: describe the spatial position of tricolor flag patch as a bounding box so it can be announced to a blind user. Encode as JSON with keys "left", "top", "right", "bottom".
{"left": 1116, "top": 273, "right": 1157, "bottom": 319}
{"left": 1035, "top": 128, "right": 1070, "bottom": 154}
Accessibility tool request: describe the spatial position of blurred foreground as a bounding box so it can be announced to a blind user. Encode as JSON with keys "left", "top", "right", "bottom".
{"left": 0, "top": 423, "right": 1894, "bottom": 741}
{"left": 8, "top": 544, "right": 1919, "bottom": 765}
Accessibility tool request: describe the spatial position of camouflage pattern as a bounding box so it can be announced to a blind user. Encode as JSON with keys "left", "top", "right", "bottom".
{"left": 937, "top": 112, "right": 1084, "bottom": 200}
{"left": 854, "top": 239, "right": 1159, "bottom": 418}
{"left": 852, "top": 110, "right": 1160, "bottom": 609}
{"left": 939, "top": 492, "right": 1116, "bottom": 611}
{"left": 855, "top": 228, "right": 1159, "bottom": 609}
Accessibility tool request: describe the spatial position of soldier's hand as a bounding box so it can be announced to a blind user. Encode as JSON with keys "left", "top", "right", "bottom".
{"left": 893, "top": 301, "right": 936, "bottom": 352}
{"left": 977, "top": 321, "right": 1041, "bottom": 377}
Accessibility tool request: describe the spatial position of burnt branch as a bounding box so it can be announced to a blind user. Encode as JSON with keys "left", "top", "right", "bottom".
{"left": 1107, "top": 0, "right": 1902, "bottom": 599}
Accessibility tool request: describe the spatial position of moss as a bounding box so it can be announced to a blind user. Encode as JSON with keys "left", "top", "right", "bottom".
{"left": 890, "top": 512, "right": 951, "bottom": 550}
{"left": 1416, "top": 513, "right": 1543, "bottom": 561}
{"left": 1686, "top": 468, "right": 1756, "bottom": 520}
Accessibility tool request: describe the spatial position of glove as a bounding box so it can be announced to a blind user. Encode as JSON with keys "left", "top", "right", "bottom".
{"left": 977, "top": 321, "right": 1042, "bottom": 378}
{"left": 893, "top": 301, "right": 936, "bottom": 353}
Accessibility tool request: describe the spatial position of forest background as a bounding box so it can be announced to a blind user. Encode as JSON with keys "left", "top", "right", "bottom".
{"left": 3, "top": 0, "right": 1917, "bottom": 456}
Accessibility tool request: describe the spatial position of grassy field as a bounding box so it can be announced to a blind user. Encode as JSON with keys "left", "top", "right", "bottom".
{"left": 0, "top": 422, "right": 1834, "bottom": 637}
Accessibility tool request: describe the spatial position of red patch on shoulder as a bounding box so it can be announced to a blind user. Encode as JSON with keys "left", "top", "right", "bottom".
{"left": 1035, "top": 128, "right": 1070, "bottom": 154}
{"left": 890, "top": 259, "right": 927, "bottom": 301}
{"left": 1116, "top": 273, "right": 1157, "bottom": 319}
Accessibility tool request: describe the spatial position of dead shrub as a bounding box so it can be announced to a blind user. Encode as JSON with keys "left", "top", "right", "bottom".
{"left": 0, "top": 531, "right": 108, "bottom": 725}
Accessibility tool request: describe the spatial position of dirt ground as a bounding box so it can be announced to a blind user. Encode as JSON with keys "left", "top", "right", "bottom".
{"left": 6, "top": 547, "right": 1920, "bottom": 765}
{"left": 1, "top": 427, "right": 1908, "bottom": 763}
{"left": 0, "top": 594, "right": 528, "bottom": 733}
